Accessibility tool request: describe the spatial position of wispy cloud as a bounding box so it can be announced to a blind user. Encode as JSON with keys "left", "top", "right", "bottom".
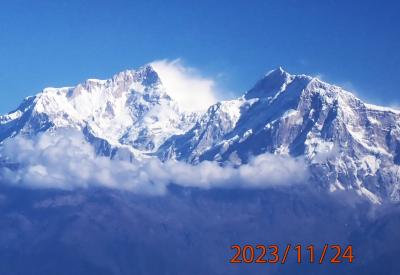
{"left": 151, "top": 59, "right": 219, "bottom": 112}
{"left": 0, "top": 130, "right": 309, "bottom": 194}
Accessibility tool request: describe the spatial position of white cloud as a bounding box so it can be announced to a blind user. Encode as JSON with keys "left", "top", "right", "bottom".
{"left": 0, "top": 131, "right": 169, "bottom": 195}
{"left": 165, "top": 154, "right": 308, "bottom": 189}
{"left": 0, "top": 130, "right": 309, "bottom": 194}
{"left": 151, "top": 59, "right": 219, "bottom": 112}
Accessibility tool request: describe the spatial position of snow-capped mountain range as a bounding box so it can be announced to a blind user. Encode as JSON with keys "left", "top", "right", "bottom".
{"left": 1, "top": 65, "right": 400, "bottom": 203}
{"left": 0, "top": 66, "right": 198, "bottom": 159}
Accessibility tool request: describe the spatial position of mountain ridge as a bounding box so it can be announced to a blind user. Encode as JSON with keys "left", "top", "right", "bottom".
{"left": 1, "top": 65, "right": 400, "bottom": 203}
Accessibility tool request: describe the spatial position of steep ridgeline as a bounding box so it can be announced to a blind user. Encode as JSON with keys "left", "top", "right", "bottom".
{"left": 0, "top": 65, "right": 198, "bottom": 159}
{"left": 158, "top": 68, "right": 400, "bottom": 203}
{"left": 1, "top": 66, "right": 400, "bottom": 203}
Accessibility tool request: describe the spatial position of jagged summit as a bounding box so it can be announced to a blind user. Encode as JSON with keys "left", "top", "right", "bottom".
{"left": 265, "top": 66, "right": 288, "bottom": 77}
{"left": 245, "top": 67, "right": 313, "bottom": 100}
{"left": 110, "top": 64, "right": 162, "bottom": 88}
{"left": 1, "top": 64, "right": 400, "bottom": 203}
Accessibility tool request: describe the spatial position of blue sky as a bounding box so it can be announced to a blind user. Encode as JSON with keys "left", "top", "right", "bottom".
{"left": 0, "top": 0, "right": 399, "bottom": 114}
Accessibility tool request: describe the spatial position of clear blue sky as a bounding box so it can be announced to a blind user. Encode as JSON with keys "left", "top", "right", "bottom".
{"left": 0, "top": 0, "right": 399, "bottom": 113}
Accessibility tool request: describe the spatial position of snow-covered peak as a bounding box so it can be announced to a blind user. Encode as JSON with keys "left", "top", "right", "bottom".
{"left": 244, "top": 68, "right": 373, "bottom": 120}
{"left": 265, "top": 66, "right": 288, "bottom": 77}
{"left": 66, "top": 65, "right": 164, "bottom": 100}
{"left": 110, "top": 65, "right": 162, "bottom": 89}
{"left": 245, "top": 67, "right": 312, "bottom": 100}
{"left": 0, "top": 65, "right": 199, "bottom": 156}
{"left": 157, "top": 67, "right": 400, "bottom": 203}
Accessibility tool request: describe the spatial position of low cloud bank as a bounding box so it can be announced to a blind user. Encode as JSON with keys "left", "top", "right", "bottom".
{"left": 0, "top": 131, "right": 309, "bottom": 194}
